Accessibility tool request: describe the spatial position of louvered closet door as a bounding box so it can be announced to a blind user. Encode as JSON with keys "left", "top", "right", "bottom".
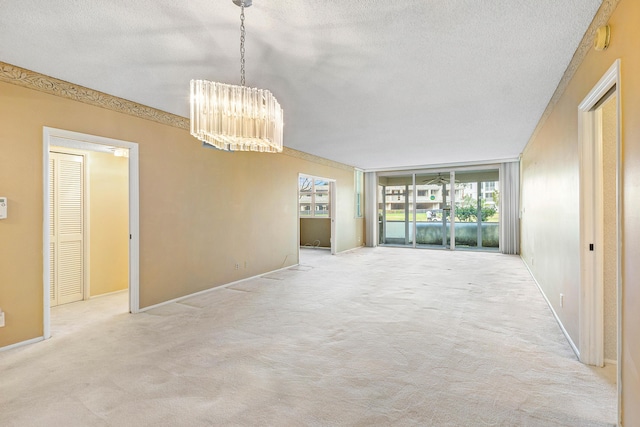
{"left": 50, "top": 152, "right": 84, "bottom": 306}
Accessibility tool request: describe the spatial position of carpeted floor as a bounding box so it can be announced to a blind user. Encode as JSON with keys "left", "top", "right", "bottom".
{"left": 0, "top": 247, "right": 617, "bottom": 426}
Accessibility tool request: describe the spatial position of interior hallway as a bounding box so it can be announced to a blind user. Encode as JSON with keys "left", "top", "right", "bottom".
{"left": 0, "top": 248, "right": 616, "bottom": 426}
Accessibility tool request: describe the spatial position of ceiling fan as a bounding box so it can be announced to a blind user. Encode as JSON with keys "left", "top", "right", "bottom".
{"left": 422, "top": 173, "right": 459, "bottom": 185}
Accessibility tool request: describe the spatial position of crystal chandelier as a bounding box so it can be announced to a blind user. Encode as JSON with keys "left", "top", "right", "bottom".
{"left": 190, "top": 0, "right": 283, "bottom": 153}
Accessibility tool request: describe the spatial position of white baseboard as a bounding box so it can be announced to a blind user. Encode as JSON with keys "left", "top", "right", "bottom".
{"left": 139, "top": 264, "right": 298, "bottom": 313}
{"left": 520, "top": 256, "right": 580, "bottom": 360}
{"left": 337, "top": 245, "right": 365, "bottom": 255}
{"left": 0, "top": 336, "right": 44, "bottom": 353}
{"left": 300, "top": 245, "right": 365, "bottom": 253}
{"left": 90, "top": 288, "right": 128, "bottom": 299}
{"left": 300, "top": 245, "right": 330, "bottom": 250}
{"left": 604, "top": 358, "right": 617, "bottom": 366}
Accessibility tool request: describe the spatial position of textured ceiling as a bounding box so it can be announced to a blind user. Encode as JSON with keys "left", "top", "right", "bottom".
{"left": 0, "top": 0, "right": 602, "bottom": 170}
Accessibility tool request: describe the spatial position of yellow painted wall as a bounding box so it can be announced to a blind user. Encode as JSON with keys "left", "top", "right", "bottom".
{"left": 521, "top": 0, "right": 640, "bottom": 423}
{"left": 356, "top": 216, "right": 365, "bottom": 247}
{"left": 300, "top": 218, "right": 331, "bottom": 248}
{"left": 0, "top": 79, "right": 362, "bottom": 347}
{"left": 88, "top": 151, "right": 129, "bottom": 297}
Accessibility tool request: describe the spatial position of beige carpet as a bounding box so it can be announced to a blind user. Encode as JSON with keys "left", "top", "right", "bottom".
{"left": 0, "top": 247, "right": 616, "bottom": 426}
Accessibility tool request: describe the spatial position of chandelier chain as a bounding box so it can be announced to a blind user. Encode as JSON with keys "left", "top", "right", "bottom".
{"left": 240, "top": 0, "right": 246, "bottom": 86}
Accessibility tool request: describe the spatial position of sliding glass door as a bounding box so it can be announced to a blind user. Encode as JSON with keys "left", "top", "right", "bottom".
{"left": 378, "top": 176, "right": 413, "bottom": 246}
{"left": 415, "top": 173, "right": 451, "bottom": 248}
{"left": 378, "top": 168, "right": 499, "bottom": 251}
{"left": 453, "top": 170, "right": 499, "bottom": 250}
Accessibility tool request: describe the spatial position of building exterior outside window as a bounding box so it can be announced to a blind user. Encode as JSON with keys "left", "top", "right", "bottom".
{"left": 299, "top": 176, "right": 330, "bottom": 218}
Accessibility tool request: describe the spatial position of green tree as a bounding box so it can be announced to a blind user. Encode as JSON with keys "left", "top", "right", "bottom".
{"left": 455, "top": 196, "right": 497, "bottom": 222}
{"left": 480, "top": 202, "right": 498, "bottom": 222}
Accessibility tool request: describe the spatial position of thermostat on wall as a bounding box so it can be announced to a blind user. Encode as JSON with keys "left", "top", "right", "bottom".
{"left": 0, "top": 197, "right": 7, "bottom": 219}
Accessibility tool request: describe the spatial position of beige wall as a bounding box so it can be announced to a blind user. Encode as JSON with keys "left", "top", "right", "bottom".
{"left": 521, "top": 107, "right": 581, "bottom": 341}
{"left": 88, "top": 151, "right": 129, "bottom": 297}
{"left": 0, "top": 79, "right": 362, "bottom": 348}
{"left": 521, "top": 0, "right": 640, "bottom": 423}
{"left": 356, "top": 216, "right": 365, "bottom": 247}
{"left": 300, "top": 218, "right": 331, "bottom": 248}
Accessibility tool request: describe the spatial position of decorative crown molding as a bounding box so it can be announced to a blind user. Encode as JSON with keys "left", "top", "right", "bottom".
{"left": 0, "top": 61, "right": 355, "bottom": 170}
{"left": 282, "top": 147, "right": 354, "bottom": 171}
{"left": 0, "top": 62, "right": 190, "bottom": 130}
{"left": 526, "top": 0, "right": 621, "bottom": 147}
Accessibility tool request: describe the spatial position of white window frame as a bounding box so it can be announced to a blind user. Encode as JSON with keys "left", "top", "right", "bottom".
{"left": 299, "top": 175, "right": 331, "bottom": 219}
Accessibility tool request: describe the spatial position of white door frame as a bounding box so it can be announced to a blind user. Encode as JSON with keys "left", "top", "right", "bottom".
{"left": 577, "top": 59, "right": 621, "bottom": 415}
{"left": 297, "top": 174, "right": 337, "bottom": 258}
{"left": 43, "top": 127, "right": 140, "bottom": 339}
{"left": 578, "top": 59, "right": 620, "bottom": 364}
{"left": 330, "top": 180, "right": 337, "bottom": 255}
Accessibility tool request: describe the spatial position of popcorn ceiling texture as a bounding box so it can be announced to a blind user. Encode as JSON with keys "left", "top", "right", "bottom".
{"left": 0, "top": 1, "right": 606, "bottom": 169}
{"left": 0, "top": 248, "right": 616, "bottom": 425}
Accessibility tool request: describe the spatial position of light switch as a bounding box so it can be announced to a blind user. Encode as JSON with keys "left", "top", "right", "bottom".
{"left": 0, "top": 197, "right": 6, "bottom": 219}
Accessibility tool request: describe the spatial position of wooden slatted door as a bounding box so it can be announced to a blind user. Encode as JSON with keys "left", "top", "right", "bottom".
{"left": 50, "top": 151, "right": 85, "bottom": 306}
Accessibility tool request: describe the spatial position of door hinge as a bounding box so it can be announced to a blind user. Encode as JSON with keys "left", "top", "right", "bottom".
{"left": 130, "top": 234, "right": 132, "bottom": 240}
{"left": 589, "top": 243, "right": 594, "bottom": 251}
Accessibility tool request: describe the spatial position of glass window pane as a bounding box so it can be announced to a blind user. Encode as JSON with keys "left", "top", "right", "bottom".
{"left": 315, "top": 193, "right": 329, "bottom": 204}
{"left": 299, "top": 193, "right": 312, "bottom": 204}
{"left": 299, "top": 176, "right": 313, "bottom": 192}
{"left": 314, "top": 179, "right": 329, "bottom": 192}
{"left": 480, "top": 180, "right": 499, "bottom": 248}
{"left": 355, "top": 170, "right": 363, "bottom": 218}
{"left": 315, "top": 203, "right": 330, "bottom": 217}
{"left": 300, "top": 203, "right": 311, "bottom": 216}
{"left": 299, "top": 176, "right": 332, "bottom": 218}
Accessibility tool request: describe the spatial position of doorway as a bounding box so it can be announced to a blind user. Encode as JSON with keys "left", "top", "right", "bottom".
{"left": 577, "top": 59, "right": 621, "bottom": 422}
{"left": 43, "top": 128, "right": 140, "bottom": 340}
{"left": 298, "top": 174, "right": 337, "bottom": 256}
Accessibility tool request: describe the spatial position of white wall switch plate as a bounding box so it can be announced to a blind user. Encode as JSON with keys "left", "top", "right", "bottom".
{"left": 0, "top": 197, "right": 7, "bottom": 219}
